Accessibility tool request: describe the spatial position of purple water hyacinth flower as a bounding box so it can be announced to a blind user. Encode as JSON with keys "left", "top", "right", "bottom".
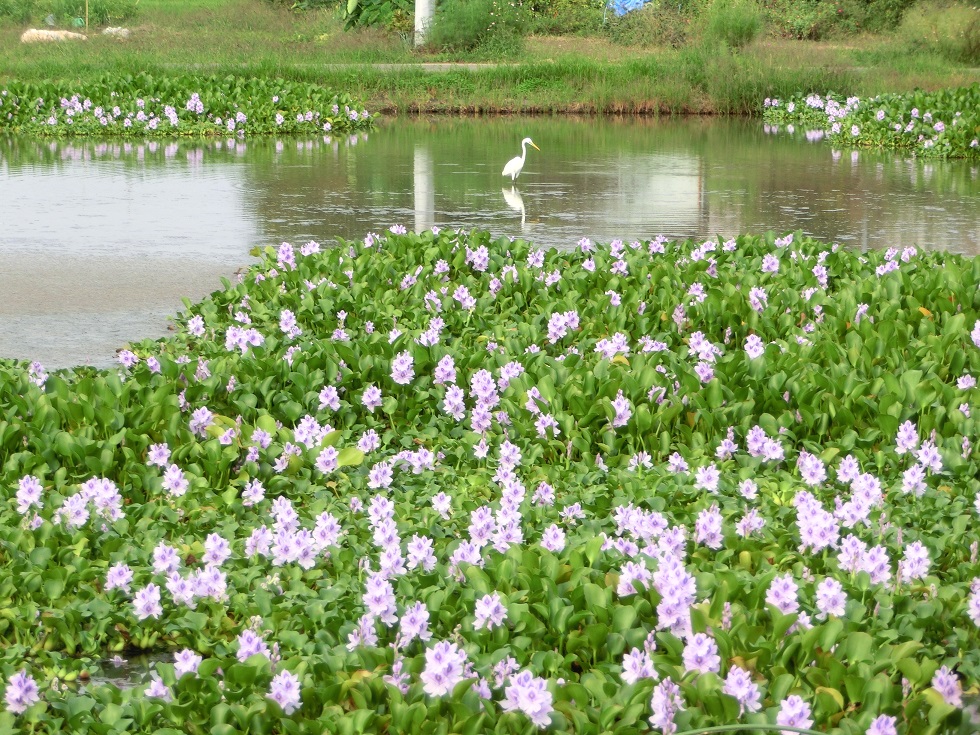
{"left": 540, "top": 524, "right": 566, "bottom": 552}
{"left": 610, "top": 390, "right": 632, "bottom": 428}
{"left": 390, "top": 350, "right": 415, "bottom": 385}
{"left": 958, "top": 373, "right": 977, "bottom": 389}
{"left": 474, "top": 592, "right": 508, "bottom": 630}
{"left": 147, "top": 442, "right": 171, "bottom": 466}
{"left": 188, "top": 406, "right": 214, "bottom": 437}
{"left": 162, "top": 464, "right": 189, "bottom": 497}
{"left": 319, "top": 385, "right": 341, "bottom": 411}
{"left": 420, "top": 640, "right": 470, "bottom": 697}
{"left": 384, "top": 656, "right": 411, "bottom": 694}
{"left": 972, "top": 319, "right": 980, "bottom": 348}
{"left": 694, "top": 464, "right": 720, "bottom": 493}
{"left": 316, "top": 446, "right": 339, "bottom": 474}
{"left": 153, "top": 542, "right": 181, "bottom": 574}
{"left": 866, "top": 714, "right": 898, "bottom": 735}
{"left": 932, "top": 666, "right": 962, "bottom": 707}
{"left": 361, "top": 385, "right": 382, "bottom": 412}
{"left": 433, "top": 355, "right": 457, "bottom": 385}
{"left": 916, "top": 440, "right": 943, "bottom": 473}
{"left": 4, "top": 670, "right": 40, "bottom": 714}
{"left": 815, "top": 577, "right": 847, "bottom": 618}
{"left": 15, "top": 475, "right": 43, "bottom": 514}
{"left": 407, "top": 534, "right": 437, "bottom": 571}
{"left": 766, "top": 573, "right": 799, "bottom": 614}
{"left": 836, "top": 454, "right": 860, "bottom": 483}
{"left": 649, "top": 677, "right": 684, "bottom": 734}
{"left": 268, "top": 670, "right": 302, "bottom": 714}
{"left": 736, "top": 508, "right": 765, "bottom": 537}
{"left": 145, "top": 675, "right": 172, "bottom": 701}
{"left": 694, "top": 505, "right": 723, "bottom": 549}
{"left": 739, "top": 478, "right": 758, "bottom": 499}
{"left": 105, "top": 562, "right": 133, "bottom": 593}
{"left": 797, "top": 450, "right": 826, "bottom": 486}
{"left": 723, "top": 666, "right": 761, "bottom": 715}
{"left": 203, "top": 533, "right": 232, "bottom": 566}
{"left": 133, "top": 583, "right": 162, "bottom": 620}
{"left": 174, "top": 649, "right": 202, "bottom": 678}
{"left": 862, "top": 544, "right": 892, "bottom": 585}
{"left": 187, "top": 314, "right": 206, "bottom": 336}
{"left": 777, "top": 695, "right": 813, "bottom": 735}
{"left": 761, "top": 253, "right": 779, "bottom": 273}
{"left": 237, "top": 629, "right": 270, "bottom": 661}
{"left": 902, "top": 464, "right": 927, "bottom": 496}
{"left": 621, "top": 647, "right": 657, "bottom": 684}
{"left": 501, "top": 670, "right": 554, "bottom": 728}
{"left": 682, "top": 632, "right": 720, "bottom": 675}
{"left": 399, "top": 601, "right": 432, "bottom": 644}
{"left": 899, "top": 540, "right": 930, "bottom": 582}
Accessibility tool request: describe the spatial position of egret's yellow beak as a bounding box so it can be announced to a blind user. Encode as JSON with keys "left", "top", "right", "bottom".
{"left": 531, "top": 142, "right": 541, "bottom": 151}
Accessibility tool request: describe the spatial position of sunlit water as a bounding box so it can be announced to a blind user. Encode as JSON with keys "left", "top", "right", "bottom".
{"left": 1, "top": 116, "right": 978, "bottom": 368}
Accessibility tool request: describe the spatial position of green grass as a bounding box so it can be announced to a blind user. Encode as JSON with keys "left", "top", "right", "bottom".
{"left": 1, "top": 0, "right": 978, "bottom": 114}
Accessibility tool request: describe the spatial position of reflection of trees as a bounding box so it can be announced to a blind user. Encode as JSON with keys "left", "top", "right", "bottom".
{"left": 3, "top": 120, "right": 977, "bottom": 254}
{"left": 702, "top": 125, "right": 980, "bottom": 251}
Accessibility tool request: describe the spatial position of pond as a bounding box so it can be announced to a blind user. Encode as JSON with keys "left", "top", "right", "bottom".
{"left": 1, "top": 116, "right": 978, "bottom": 369}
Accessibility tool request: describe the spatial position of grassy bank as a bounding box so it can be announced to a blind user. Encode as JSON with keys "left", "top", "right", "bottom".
{"left": 1, "top": 0, "right": 977, "bottom": 114}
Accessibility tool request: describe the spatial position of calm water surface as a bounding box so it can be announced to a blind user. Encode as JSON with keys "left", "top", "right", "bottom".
{"left": 1, "top": 116, "right": 978, "bottom": 368}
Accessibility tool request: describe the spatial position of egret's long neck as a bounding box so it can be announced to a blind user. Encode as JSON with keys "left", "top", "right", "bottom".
{"left": 520, "top": 140, "right": 528, "bottom": 162}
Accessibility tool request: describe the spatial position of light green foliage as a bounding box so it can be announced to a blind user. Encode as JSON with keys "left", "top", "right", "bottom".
{"left": 0, "top": 0, "right": 137, "bottom": 25}
{"left": 523, "top": 0, "right": 605, "bottom": 34}
{"left": 425, "top": 0, "right": 525, "bottom": 53}
{"left": 605, "top": 0, "right": 695, "bottom": 47}
{"left": 703, "top": 0, "right": 762, "bottom": 48}
{"left": 897, "top": 0, "right": 980, "bottom": 65}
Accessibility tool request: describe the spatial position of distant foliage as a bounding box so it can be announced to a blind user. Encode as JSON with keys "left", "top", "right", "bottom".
{"left": 761, "top": 0, "right": 916, "bottom": 39}
{"left": 605, "top": 0, "right": 692, "bottom": 47}
{"left": 424, "top": 0, "right": 525, "bottom": 52}
{"left": 339, "top": 0, "right": 412, "bottom": 30}
{"left": 523, "top": 0, "right": 605, "bottom": 33}
{"left": 704, "top": 0, "right": 762, "bottom": 48}
{"left": 0, "top": 0, "right": 137, "bottom": 26}
{"left": 898, "top": 0, "right": 980, "bottom": 64}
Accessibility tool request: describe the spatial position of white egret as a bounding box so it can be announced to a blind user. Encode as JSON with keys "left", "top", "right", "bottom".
{"left": 502, "top": 138, "right": 540, "bottom": 181}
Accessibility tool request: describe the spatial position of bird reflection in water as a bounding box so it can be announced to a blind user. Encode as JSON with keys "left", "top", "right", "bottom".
{"left": 502, "top": 186, "right": 526, "bottom": 229}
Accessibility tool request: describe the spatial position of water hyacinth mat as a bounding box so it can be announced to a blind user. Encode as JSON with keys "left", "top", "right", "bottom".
{"left": 2, "top": 228, "right": 980, "bottom": 735}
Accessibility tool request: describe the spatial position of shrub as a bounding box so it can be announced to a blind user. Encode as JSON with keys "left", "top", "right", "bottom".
{"left": 424, "top": 0, "right": 525, "bottom": 52}
{"left": 897, "top": 0, "right": 980, "bottom": 65}
{"left": 605, "top": 0, "right": 694, "bottom": 47}
{"left": 703, "top": 0, "right": 762, "bottom": 48}
{"left": 339, "top": 0, "right": 413, "bottom": 29}
{"left": 523, "top": 0, "right": 605, "bottom": 33}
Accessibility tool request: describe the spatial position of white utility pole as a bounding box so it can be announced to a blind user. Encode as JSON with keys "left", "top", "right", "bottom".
{"left": 414, "top": 0, "right": 433, "bottom": 46}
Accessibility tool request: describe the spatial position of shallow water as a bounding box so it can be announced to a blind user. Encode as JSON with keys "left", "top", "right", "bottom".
{"left": 1, "top": 117, "right": 978, "bottom": 368}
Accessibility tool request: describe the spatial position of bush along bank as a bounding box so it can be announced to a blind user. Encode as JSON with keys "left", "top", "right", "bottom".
{"left": 763, "top": 84, "right": 980, "bottom": 159}
{"left": 1, "top": 228, "right": 980, "bottom": 733}
{"left": 0, "top": 73, "right": 372, "bottom": 137}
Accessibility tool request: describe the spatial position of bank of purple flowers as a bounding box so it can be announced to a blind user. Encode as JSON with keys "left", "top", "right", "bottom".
{"left": 762, "top": 84, "right": 980, "bottom": 159}
{"left": 0, "top": 73, "right": 372, "bottom": 138}
{"left": 1, "top": 227, "right": 979, "bottom": 733}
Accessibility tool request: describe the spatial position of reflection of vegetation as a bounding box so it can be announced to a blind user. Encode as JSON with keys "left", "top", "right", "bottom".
{"left": 3, "top": 118, "right": 977, "bottom": 252}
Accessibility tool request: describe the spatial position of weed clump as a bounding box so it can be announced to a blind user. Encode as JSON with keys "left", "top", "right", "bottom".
{"left": 703, "top": 0, "right": 762, "bottom": 49}
{"left": 424, "top": 0, "right": 526, "bottom": 53}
